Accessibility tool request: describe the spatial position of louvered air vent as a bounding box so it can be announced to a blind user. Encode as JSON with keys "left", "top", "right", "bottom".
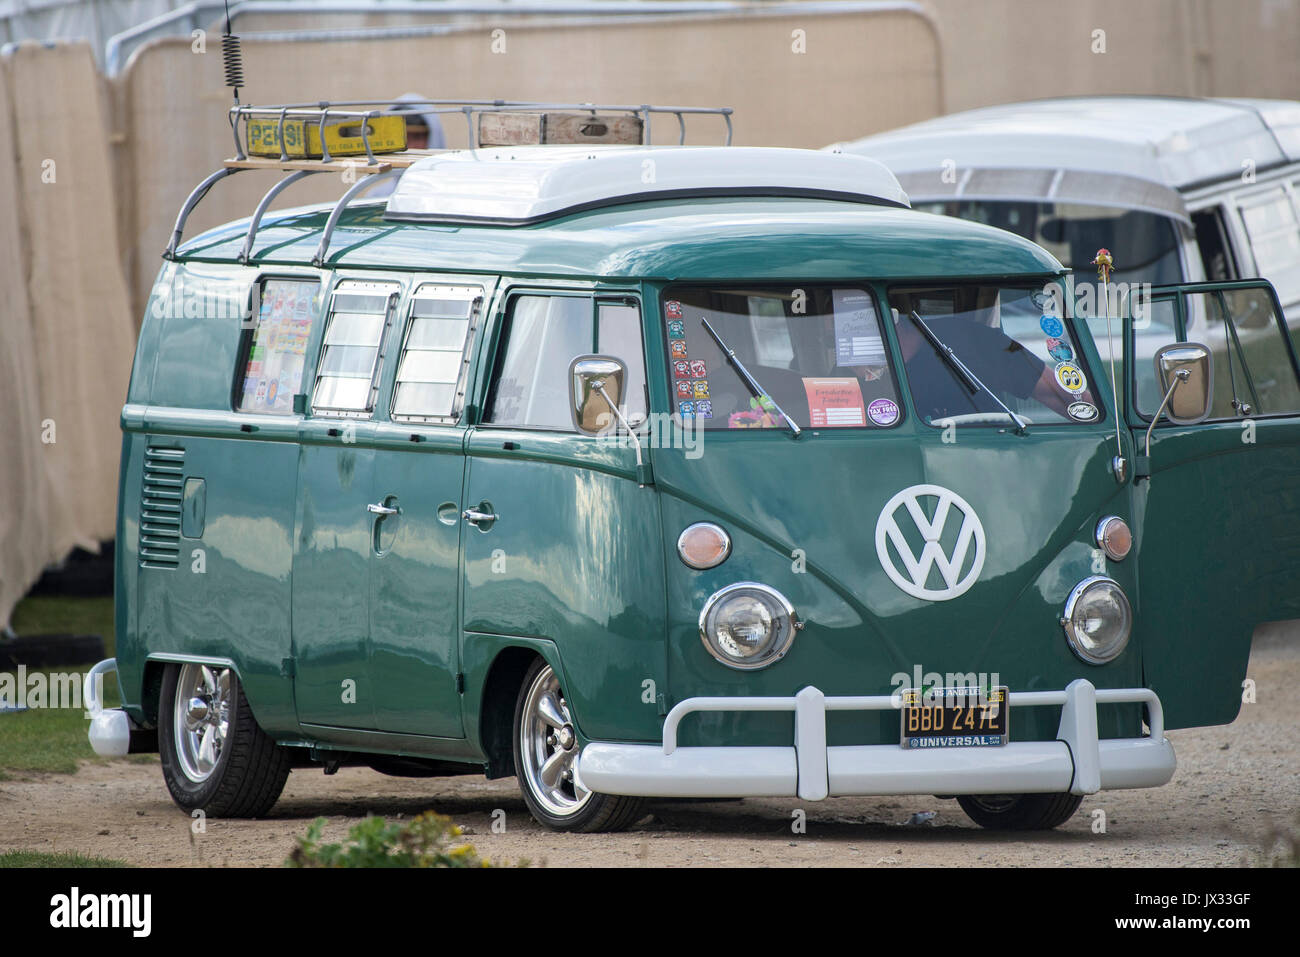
{"left": 139, "top": 446, "right": 186, "bottom": 569}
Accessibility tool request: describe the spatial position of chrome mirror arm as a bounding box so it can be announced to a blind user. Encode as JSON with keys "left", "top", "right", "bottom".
{"left": 592, "top": 379, "right": 644, "bottom": 477}
{"left": 1144, "top": 368, "right": 1191, "bottom": 458}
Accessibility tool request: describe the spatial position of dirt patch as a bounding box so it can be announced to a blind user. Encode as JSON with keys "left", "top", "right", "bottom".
{"left": 3, "top": 627, "right": 1296, "bottom": 867}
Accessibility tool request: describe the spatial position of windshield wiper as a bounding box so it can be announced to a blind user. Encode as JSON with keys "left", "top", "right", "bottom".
{"left": 909, "top": 310, "right": 1029, "bottom": 435}
{"left": 700, "top": 317, "right": 801, "bottom": 437}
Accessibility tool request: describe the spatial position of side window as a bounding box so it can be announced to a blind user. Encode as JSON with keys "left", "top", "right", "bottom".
{"left": 486, "top": 295, "right": 591, "bottom": 429}
{"left": 1185, "top": 286, "right": 1300, "bottom": 417}
{"left": 596, "top": 301, "right": 648, "bottom": 426}
{"left": 235, "top": 278, "right": 320, "bottom": 414}
{"left": 1128, "top": 297, "right": 1180, "bottom": 417}
{"left": 485, "top": 294, "right": 649, "bottom": 430}
{"left": 1238, "top": 186, "right": 1300, "bottom": 307}
{"left": 311, "top": 280, "right": 399, "bottom": 417}
{"left": 391, "top": 283, "right": 484, "bottom": 423}
{"left": 1191, "top": 207, "right": 1238, "bottom": 282}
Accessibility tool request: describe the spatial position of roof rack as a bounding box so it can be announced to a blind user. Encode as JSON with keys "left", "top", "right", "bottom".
{"left": 163, "top": 98, "right": 734, "bottom": 261}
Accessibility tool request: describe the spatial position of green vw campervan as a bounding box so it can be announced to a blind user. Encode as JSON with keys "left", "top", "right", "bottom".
{"left": 86, "top": 100, "right": 1300, "bottom": 832}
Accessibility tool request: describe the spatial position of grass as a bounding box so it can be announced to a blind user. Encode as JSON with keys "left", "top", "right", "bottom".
{"left": 0, "top": 851, "right": 131, "bottom": 868}
{"left": 1, "top": 595, "right": 122, "bottom": 776}
{"left": 9, "top": 595, "right": 116, "bottom": 656}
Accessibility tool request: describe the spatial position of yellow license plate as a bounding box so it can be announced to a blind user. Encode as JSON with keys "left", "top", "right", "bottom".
{"left": 245, "top": 115, "right": 407, "bottom": 158}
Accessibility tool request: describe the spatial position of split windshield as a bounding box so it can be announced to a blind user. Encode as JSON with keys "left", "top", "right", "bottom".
{"left": 889, "top": 283, "right": 1101, "bottom": 427}
{"left": 663, "top": 286, "right": 904, "bottom": 430}
{"left": 662, "top": 283, "right": 1100, "bottom": 430}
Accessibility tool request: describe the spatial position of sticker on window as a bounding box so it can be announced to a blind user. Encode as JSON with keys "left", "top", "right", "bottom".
{"left": 867, "top": 397, "right": 901, "bottom": 427}
{"left": 832, "top": 288, "right": 886, "bottom": 367}
{"left": 803, "top": 377, "right": 867, "bottom": 427}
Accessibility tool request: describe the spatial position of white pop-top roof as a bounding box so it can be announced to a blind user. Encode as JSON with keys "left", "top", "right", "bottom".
{"left": 830, "top": 97, "right": 1300, "bottom": 219}
{"left": 384, "top": 145, "right": 910, "bottom": 223}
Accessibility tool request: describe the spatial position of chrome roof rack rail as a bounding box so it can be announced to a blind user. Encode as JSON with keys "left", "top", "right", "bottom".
{"left": 312, "top": 170, "right": 402, "bottom": 267}
{"left": 239, "top": 169, "right": 320, "bottom": 263}
{"left": 165, "top": 98, "right": 733, "bottom": 261}
{"left": 164, "top": 167, "right": 243, "bottom": 260}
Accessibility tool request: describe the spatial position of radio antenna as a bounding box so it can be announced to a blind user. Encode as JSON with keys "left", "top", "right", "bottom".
{"left": 220, "top": 0, "right": 244, "bottom": 106}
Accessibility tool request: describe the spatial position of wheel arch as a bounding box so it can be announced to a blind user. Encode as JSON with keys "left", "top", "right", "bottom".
{"left": 463, "top": 635, "right": 570, "bottom": 779}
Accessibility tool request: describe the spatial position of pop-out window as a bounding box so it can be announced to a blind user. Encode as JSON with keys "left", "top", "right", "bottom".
{"left": 663, "top": 285, "right": 903, "bottom": 430}
{"left": 311, "top": 281, "right": 399, "bottom": 417}
{"left": 391, "top": 284, "right": 484, "bottom": 423}
{"left": 235, "top": 278, "right": 320, "bottom": 414}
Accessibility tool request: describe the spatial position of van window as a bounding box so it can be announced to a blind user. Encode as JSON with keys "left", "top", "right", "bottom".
{"left": 914, "top": 201, "right": 1183, "bottom": 287}
{"left": 1191, "top": 207, "right": 1238, "bottom": 282}
{"left": 391, "top": 283, "right": 483, "bottom": 423}
{"left": 664, "top": 286, "right": 902, "bottom": 429}
{"left": 234, "top": 278, "right": 320, "bottom": 414}
{"left": 1184, "top": 286, "right": 1300, "bottom": 418}
{"left": 1238, "top": 187, "right": 1300, "bottom": 306}
{"left": 486, "top": 294, "right": 649, "bottom": 431}
{"left": 889, "top": 283, "right": 1101, "bottom": 426}
{"left": 311, "top": 281, "right": 399, "bottom": 417}
{"left": 1128, "top": 297, "right": 1180, "bottom": 417}
{"left": 596, "top": 302, "right": 648, "bottom": 426}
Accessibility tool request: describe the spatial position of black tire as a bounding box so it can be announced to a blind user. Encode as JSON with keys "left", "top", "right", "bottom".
{"left": 512, "top": 657, "right": 645, "bottom": 832}
{"left": 159, "top": 663, "right": 291, "bottom": 818}
{"left": 956, "top": 792, "right": 1083, "bottom": 830}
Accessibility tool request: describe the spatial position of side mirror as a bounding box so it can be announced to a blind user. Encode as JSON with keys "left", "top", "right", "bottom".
{"left": 569, "top": 355, "right": 627, "bottom": 436}
{"left": 1137, "top": 342, "right": 1214, "bottom": 482}
{"left": 1153, "top": 342, "right": 1213, "bottom": 425}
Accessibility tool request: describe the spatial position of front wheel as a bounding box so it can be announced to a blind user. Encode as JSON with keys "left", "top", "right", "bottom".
{"left": 512, "top": 658, "right": 644, "bottom": 832}
{"left": 158, "top": 663, "right": 291, "bottom": 817}
{"left": 956, "top": 792, "right": 1083, "bottom": 830}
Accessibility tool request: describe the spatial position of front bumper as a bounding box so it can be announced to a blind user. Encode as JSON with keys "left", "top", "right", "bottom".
{"left": 577, "top": 679, "right": 1176, "bottom": 801}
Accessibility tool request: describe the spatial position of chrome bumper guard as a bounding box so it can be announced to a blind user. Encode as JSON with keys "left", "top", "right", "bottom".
{"left": 84, "top": 659, "right": 152, "bottom": 757}
{"left": 577, "top": 679, "right": 1176, "bottom": 801}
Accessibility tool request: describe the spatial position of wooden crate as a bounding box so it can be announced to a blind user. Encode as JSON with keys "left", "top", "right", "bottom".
{"left": 478, "top": 112, "right": 644, "bottom": 147}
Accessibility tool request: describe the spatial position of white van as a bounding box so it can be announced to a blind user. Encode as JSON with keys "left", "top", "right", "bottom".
{"left": 832, "top": 97, "right": 1300, "bottom": 321}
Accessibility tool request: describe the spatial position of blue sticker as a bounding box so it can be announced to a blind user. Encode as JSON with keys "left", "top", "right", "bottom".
{"left": 668, "top": 320, "right": 685, "bottom": 339}
{"left": 678, "top": 401, "right": 695, "bottom": 415}
{"left": 1040, "top": 315, "right": 1064, "bottom": 338}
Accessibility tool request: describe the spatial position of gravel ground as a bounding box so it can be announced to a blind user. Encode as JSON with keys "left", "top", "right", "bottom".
{"left": 2, "top": 625, "right": 1296, "bottom": 868}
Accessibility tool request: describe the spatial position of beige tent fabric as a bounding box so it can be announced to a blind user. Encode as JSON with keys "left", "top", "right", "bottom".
{"left": 0, "top": 42, "right": 135, "bottom": 626}
{"left": 0, "top": 55, "right": 51, "bottom": 627}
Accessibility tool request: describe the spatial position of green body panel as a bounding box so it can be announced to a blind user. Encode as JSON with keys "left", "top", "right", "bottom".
{"left": 461, "top": 428, "right": 667, "bottom": 742}
{"left": 109, "top": 196, "right": 1299, "bottom": 767}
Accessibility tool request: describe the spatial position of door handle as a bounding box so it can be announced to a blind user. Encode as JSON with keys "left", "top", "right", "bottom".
{"left": 462, "top": 507, "right": 498, "bottom": 526}
{"left": 367, "top": 503, "right": 400, "bottom": 517}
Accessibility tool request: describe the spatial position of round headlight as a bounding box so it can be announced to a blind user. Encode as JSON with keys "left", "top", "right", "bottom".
{"left": 699, "top": 582, "right": 799, "bottom": 670}
{"left": 1095, "top": 516, "right": 1133, "bottom": 561}
{"left": 677, "top": 522, "right": 732, "bottom": 569}
{"left": 1062, "top": 576, "right": 1132, "bottom": 664}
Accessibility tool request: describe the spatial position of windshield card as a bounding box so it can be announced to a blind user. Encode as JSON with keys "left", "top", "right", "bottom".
{"left": 802, "top": 377, "right": 866, "bottom": 427}
{"left": 832, "top": 288, "right": 886, "bottom": 367}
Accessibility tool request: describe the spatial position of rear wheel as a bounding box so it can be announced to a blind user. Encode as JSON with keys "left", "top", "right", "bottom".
{"left": 512, "top": 658, "right": 644, "bottom": 832}
{"left": 956, "top": 792, "right": 1083, "bottom": 830}
{"left": 159, "top": 663, "right": 291, "bottom": 818}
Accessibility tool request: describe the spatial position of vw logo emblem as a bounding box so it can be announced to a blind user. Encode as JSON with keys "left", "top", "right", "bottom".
{"left": 875, "top": 484, "right": 986, "bottom": 601}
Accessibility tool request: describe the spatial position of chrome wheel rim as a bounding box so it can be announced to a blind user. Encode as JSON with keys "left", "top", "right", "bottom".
{"left": 519, "top": 665, "right": 591, "bottom": 817}
{"left": 173, "top": 664, "right": 231, "bottom": 783}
